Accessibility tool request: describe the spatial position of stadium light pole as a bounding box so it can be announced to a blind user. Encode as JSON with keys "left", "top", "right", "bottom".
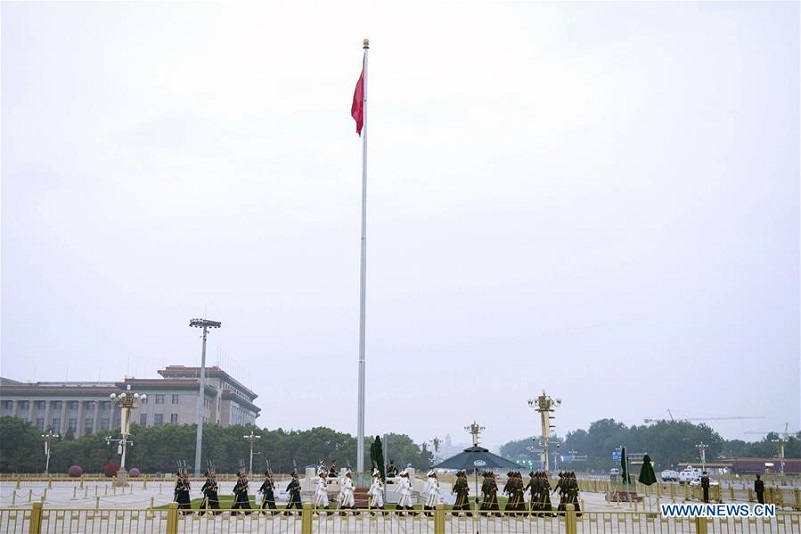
{"left": 190, "top": 318, "right": 221, "bottom": 478}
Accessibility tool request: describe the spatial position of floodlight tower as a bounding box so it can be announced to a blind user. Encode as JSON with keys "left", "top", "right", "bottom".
{"left": 190, "top": 318, "right": 221, "bottom": 477}
{"left": 528, "top": 390, "right": 561, "bottom": 471}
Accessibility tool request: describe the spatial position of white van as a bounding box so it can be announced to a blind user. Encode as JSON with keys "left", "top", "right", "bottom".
{"left": 678, "top": 467, "right": 702, "bottom": 485}
{"left": 660, "top": 470, "right": 680, "bottom": 482}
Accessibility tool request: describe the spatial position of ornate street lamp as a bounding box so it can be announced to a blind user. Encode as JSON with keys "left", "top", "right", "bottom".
{"left": 243, "top": 430, "right": 262, "bottom": 476}
{"left": 696, "top": 442, "right": 708, "bottom": 472}
{"left": 465, "top": 421, "right": 485, "bottom": 446}
{"left": 42, "top": 428, "right": 60, "bottom": 475}
{"left": 190, "top": 318, "right": 221, "bottom": 477}
{"left": 528, "top": 390, "right": 561, "bottom": 471}
{"left": 108, "top": 385, "right": 146, "bottom": 486}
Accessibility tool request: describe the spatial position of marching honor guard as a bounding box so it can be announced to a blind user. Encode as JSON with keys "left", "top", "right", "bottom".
{"left": 452, "top": 470, "right": 471, "bottom": 515}
{"left": 368, "top": 468, "right": 385, "bottom": 512}
{"left": 339, "top": 470, "right": 355, "bottom": 515}
{"left": 231, "top": 470, "right": 253, "bottom": 513}
{"left": 506, "top": 471, "right": 525, "bottom": 512}
{"left": 566, "top": 472, "right": 581, "bottom": 516}
{"left": 481, "top": 471, "right": 499, "bottom": 512}
{"left": 174, "top": 471, "right": 192, "bottom": 513}
{"left": 314, "top": 470, "right": 330, "bottom": 514}
{"left": 259, "top": 471, "right": 276, "bottom": 512}
{"left": 284, "top": 471, "right": 302, "bottom": 514}
{"left": 423, "top": 470, "right": 442, "bottom": 516}
{"left": 200, "top": 471, "right": 221, "bottom": 514}
{"left": 395, "top": 470, "right": 415, "bottom": 513}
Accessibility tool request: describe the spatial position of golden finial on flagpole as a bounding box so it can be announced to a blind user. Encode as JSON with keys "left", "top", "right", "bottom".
{"left": 363, "top": 38, "right": 370, "bottom": 49}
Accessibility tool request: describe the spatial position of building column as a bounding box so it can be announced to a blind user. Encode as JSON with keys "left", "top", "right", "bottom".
{"left": 76, "top": 401, "right": 84, "bottom": 438}
{"left": 60, "top": 401, "right": 67, "bottom": 435}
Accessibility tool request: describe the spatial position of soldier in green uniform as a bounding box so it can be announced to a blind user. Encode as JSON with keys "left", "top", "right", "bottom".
{"left": 452, "top": 470, "right": 471, "bottom": 515}
{"left": 259, "top": 471, "right": 276, "bottom": 512}
{"left": 284, "top": 471, "right": 302, "bottom": 515}
{"left": 480, "top": 471, "right": 499, "bottom": 512}
{"left": 199, "top": 471, "right": 221, "bottom": 515}
{"left": 566, "top": 472, "right": 581, "bottom": 516}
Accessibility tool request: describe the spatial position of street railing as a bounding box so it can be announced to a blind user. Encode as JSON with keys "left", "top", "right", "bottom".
{"left": 2, "top": 503, "right": 801, "bottom": 534}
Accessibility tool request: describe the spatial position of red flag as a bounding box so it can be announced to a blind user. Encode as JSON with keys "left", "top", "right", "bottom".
{"left": 351, "top": 57, "right": 364, "bottom": 136}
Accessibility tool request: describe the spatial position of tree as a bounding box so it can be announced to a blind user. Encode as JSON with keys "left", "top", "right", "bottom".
{"left": 0, "top": 417, "right": 43, "bottom": 473}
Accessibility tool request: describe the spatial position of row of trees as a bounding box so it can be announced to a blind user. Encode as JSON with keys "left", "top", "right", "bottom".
{"left": 0, "top": 417, "right": 432, "bottom": 475}
{"left": 2, "top": 415, "right": 797, "bottom": 475}
{"left": 500, "top": 418, "right": 800, "bottom": 472}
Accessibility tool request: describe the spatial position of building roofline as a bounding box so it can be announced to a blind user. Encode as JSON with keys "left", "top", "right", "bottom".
{"left": 157, "top": 365, "right": 257, "bottom": 400}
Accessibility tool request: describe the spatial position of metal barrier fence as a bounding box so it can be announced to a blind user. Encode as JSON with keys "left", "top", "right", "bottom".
{"left": 3, "top": 504, "right": 801, "bottom": 534}
{"left": 580, "top": 479, "right": 801, "bottom": 510}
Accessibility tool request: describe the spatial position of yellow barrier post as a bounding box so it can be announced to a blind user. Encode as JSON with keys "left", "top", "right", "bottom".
{"left": 165, "top": 502, "right": 179, "bottom": 534}
{"left": 150, "top": 497, "right": 155, "bottom": 509}
{"left": 10, "top": 490, "right": 16, "bottom": 507}
{"left": 694, "top": 516, "right": 708, "bottom": 534}
{"left": 794, "top": 487, "right": 800, "bottom": 510}
{"left": 434, "top": 504, "right": 445, "bottom": 533}
{"left": 15, "top": 477, "right": 20, "bottom": 490}
{"left": 28, "top": 502, "right": 44, "bottom": 534}
{"left": 565, "top": 503, "right": 577, "bottom": 534}
{"left": 301, "top": 503, "right": 312, "bottom": 534}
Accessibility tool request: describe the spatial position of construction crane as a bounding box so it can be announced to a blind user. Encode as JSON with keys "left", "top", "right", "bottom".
{"left": 644, "top": 412, "right": 765, "bottom": 424}
{"left": 744, "top": 422, "right": 797, "bottom": 477}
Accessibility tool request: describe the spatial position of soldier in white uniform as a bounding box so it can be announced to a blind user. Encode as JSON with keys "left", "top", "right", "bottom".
{"left": 395, "top": 470, "right": 415, "bottom": 512}
{"left": 314, "top": 471, "right": 330, "bottom": 513}
{"left": 423, "top": 470, "right": 442, "bottom": 515}
{"left": 368, "top": 468, "right": 385, "bottom": 511}
{"left": 339, "top": 470, "right": 355, "bottom": 514}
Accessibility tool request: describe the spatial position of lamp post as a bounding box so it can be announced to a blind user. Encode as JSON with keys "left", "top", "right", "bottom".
{"left": 465, "top": 421, "right": 485, "bottom": 446}
{"left": 696, "top": 442, "right": 708, "bottom": 472}
{"left": 108, "top": 384, "right": 146, "bottom": 486}
{"left": 190, "top": 318, "right": 221, "bottom": 478}
{"left": 528, "top": 390, "right": 561, "bottom": 472}
{"left": 430, "top": 437, "right": 442, "bottom": 465}
{"left": 243, "top": 430, "right": 261, "bottom": 477}
{"left": 42, "top": 428, "right": 60, "bottom": 475}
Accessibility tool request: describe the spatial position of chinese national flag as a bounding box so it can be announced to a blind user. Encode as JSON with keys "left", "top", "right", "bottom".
{"left": 351, "top": 59, "right": 364, "bottom": 136}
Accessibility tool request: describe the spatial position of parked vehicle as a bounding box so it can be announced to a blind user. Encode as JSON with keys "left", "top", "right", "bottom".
{"left": 689, "top": 477, "right": 719, "bottom": 486}
{"left": 678, "top": 467, "right": 702, "bottom": 485}
{"left": 660, "top": 470, "right": 680, "bottom": 482}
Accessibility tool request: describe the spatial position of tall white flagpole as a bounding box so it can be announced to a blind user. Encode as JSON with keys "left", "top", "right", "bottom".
{"left": 357, "top": 38, "right": 369, "bottom": 474}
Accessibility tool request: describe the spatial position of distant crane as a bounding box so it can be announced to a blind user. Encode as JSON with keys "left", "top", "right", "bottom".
{"left": 644, "top": 411, "right": 765, "bottom": 424}
{"left": 744, "top": 422, "right": 797, "bottom": 477}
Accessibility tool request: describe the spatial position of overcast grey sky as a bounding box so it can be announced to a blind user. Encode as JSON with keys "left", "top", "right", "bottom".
{"left": 2, "top": 1, "right": 799, "bottom": 453}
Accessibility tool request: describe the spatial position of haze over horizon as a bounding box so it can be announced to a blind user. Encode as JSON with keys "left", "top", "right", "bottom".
{"left": 2, "top": 2, "right": 798, "bottom": 456}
